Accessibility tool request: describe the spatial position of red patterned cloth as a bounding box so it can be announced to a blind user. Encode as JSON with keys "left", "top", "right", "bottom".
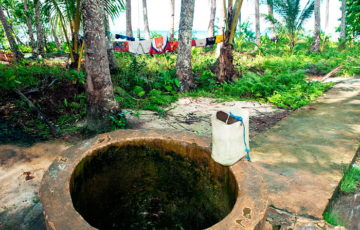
{"left": 150, "top": 43, "right": 171, "bottom": 57}
{"left": 168, "top": 41, "right": 178, "bottom": 52}
{"left": 192, "top": 40, "right": 196, "bottom": 46}
{"left": 113, "top": 42, "right": 129, "bottom": 52}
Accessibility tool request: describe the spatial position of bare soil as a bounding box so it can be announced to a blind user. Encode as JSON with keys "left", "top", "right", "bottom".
{"left": 127, "top": 97, "right": 292, "bottom": 138}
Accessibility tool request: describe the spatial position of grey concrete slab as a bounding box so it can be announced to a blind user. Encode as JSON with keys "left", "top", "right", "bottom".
{"left": 251, "top": 76, "right": 360, "bottom": 218}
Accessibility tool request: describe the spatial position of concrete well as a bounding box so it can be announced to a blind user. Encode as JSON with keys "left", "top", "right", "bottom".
{"left": 40, "top": 129, "right": 268, "bottom": 229}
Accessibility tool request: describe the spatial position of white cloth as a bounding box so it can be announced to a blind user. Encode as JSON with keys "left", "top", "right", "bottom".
{"left": 128, "top": 40, "right": 152, "bottom": 56}
{"left": 195, "top": 39, "right": 206, "bottom": 47}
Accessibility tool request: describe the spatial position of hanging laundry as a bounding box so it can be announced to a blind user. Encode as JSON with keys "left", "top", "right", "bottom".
{"left": 113, "top": 41, "right": 129, "bottom": 52}
{"left": 150, "top": 44, "right": 169, "bottom": 56}
{"left": 154, "top": 37, "right": 164, "bottom": 49}
{"left": 192, "top": 40, "right": 196, "bottom": 46}
{"left": 128, "top": 40, "right": 152, "bottom": 56}
{"left": 215, "top": 35, "right": 224, "bottom": 44}
{"left": 151, "top": 36, "right": 169, "bottom": 55}
{"left": 206, "top": 37, "right": 216, "bottom": 46}
{"left": 115, "top": 34, "right": 135, "bottom": 41}
{"left": 195, "top": 39, "right": 206, "bottom": 47}
{"left": 167, "top": 41, "right": 178, "bottom": 52}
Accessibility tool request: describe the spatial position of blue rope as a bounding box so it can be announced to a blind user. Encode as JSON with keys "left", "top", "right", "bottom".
{"left": 229, "top": 112, "right": 251, "bottom": 162}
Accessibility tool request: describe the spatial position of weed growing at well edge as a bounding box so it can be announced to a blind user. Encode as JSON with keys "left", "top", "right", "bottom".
{"left": 340, "top": 166, "right": 360, "bottom": 194}
{"left": 323, "top": 209, "right": 345, "bottom": 227}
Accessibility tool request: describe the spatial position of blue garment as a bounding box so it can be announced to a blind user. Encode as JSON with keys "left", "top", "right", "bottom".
{"left": 115, "top": 34, "right": 135, "bottom": 41}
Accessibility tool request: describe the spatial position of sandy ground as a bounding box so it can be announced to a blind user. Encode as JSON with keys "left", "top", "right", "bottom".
{"left": 127, "top": 97, "right": 291, "bottom": 138}
{"left": 0, "top": 97, "right": 291, "bottom": 229}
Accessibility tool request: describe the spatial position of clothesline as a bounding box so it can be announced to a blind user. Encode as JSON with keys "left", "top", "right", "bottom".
{"left": 113, "top": 34, "right": 225, "bottom": 57}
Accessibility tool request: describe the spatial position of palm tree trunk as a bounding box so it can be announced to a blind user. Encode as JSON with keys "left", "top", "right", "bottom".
{"left": 216, "top": 0, "right": 226, "bottom": 57}
{"left": 254, "top": 0, "right": 260, "bottom": 50}
{"left": 0, "top": 6, "right": 23, "bottom": 62}
{"left": 137, "top": 0, "right": 140, "bottom": 38}
{"left": 340, "top": 0, "right": 346, "bottom": 41}
{"left": 267, "top": 0, "right": 275, "bottom": 39}
{"left": 169, "top": 0, "right": 175, "bottom": 41}
{"left": 207, "top": 0, "right": 216, "bottom": 38}
{"left": 126, "top": 0, "right": 133, "bottom": 37}
{"left": 50, "top": 17, "right": 62, "bottom": 50}
{"left": 176, "top": 0, "right": 195, "bottom": 92}
{"left": 44, "top": 33, "right": 49, "bottom": 53}
{"left": 325, "top": 0, "right": 329, "bottom": 37}
{"left": 4, "top": 8, "right": 25, "bottom": 46}
{"left": 311, "top": 0, "right": 320, "bottom": 52}
{"left": 142, "top": 0, "right": 150, "bottom": 39}
{"left": 35, "top": 0, "right": 46, "bottom": 58}
{"left": 81, "top": 0, "right": 119, "bottom": 132}
{"left": 215, "top": 1, "right": 241, "bottom": 82}
{"left": 23, "top": 0, "right": 37, "bottom": 55}
{"left": 238, "top": 11, "right": 241, "bottom": 35}
{"left": 105, "top": 14, "right": 117, "bottom": 70}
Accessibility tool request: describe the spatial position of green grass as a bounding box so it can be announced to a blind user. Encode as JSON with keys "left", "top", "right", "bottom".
{"left": 323, "top": 209, "right": 345, "bottom": 227}
{"left": 340, "top": 166, "right": 360, "bottom": 194}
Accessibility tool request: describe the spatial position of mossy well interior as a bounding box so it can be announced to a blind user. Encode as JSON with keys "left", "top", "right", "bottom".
{"left": 70, "top": 140, "right": 237, "bottom": 230}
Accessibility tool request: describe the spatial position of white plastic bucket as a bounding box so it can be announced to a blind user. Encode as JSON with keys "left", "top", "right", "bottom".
{"left": 211, "top": 108, "right": 250, "bottom": 166}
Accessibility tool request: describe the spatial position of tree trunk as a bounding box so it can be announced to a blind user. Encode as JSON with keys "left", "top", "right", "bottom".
{"left": 0, "top": 6, "right": 23, "bottom": 62}
{"left": 137, "top": 0, "right": 140, "bottom": 38}
{"left": 176, "top": 0, "right": 195, "bottom": 92}
{"left": 267, "top": 0, "right": 275, "bottom": 39}
{"left": 35, "top": 0, "right": 46, "bottom": 58}
{"left": 105, "top": 14, "right": 117, "bottom": 70}
{"left": 340, "top": 0, "right": 346, "bottom": 41}
{"left": 254, "top": 0, "right": 260, "bottom": 50}
{"left": 207, "top": 0, "right": 216, "bottom": 38}
{"left": 169, "top": 0, "right": 175, "bottom": 41}
{"left": 82, "top": 0, "right": 119, "bottom": 132}
{"left": 50, "top": 17, "right": 62, "bottom": 50}
{"left": 44, "top": 33, "right": 49, "bottom": 53}
{"left": 5, "top": 8, "right": 25, "bottom": 46}
{"left": 311, "top": 0, "right": 320, "bottom": 52}
{"left": 23, "top": 0, "right": 37, "bottom": 55}
{"left": 215, "top": 1, "right": 241, "bottom": 82}
{"left": 215, "top": 31, "right": 238, "bottom": 82}
{"left": 238, "top": 12, "right": 241, "bottom": 35}
{"left": 126, "top": 0, "right": 133, "bottom": 37}
{"left": 325, "top": 0, "right": 329, "bottom": 37}
{"left": 216, "top": 0, "right": 226, "bottom": 57}
{"left": 142, "top": 0, "right": 150, "bottom": 39}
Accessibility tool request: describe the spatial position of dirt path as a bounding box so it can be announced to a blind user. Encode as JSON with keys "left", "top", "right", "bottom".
{"left": 0, "top": 142, "right": 71, "bottom": 230}
{"left": 251, "top": 76, "right": 360, "bottom": 229}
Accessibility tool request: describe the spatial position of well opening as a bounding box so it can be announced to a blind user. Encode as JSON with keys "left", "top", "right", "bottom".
{"left": 70, "top": 140, "right": 237, "bottom": 230}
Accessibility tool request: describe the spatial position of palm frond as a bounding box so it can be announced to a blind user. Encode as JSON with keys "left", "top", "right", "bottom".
{"left": 296, "top": 0, "right": 314, "bottom": 30}
{"left": 261, "top": 13, "right": 279, "bottom": 26}
{"left": 103, "top": 0, "right": 124, "bottom": 22}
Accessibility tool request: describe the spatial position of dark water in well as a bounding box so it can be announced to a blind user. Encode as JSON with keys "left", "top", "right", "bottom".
{"left": 71, "top": 145, "right": 236, "bottom": 230}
